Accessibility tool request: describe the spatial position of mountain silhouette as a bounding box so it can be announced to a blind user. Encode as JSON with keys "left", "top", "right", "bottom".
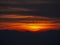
{"left": 0, "top": 30, "right": 60, "bottom": 45}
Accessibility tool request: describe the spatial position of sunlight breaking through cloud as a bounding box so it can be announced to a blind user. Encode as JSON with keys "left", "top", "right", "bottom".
{"left": 0, "top": 15, "right": 60, "bottom": 32}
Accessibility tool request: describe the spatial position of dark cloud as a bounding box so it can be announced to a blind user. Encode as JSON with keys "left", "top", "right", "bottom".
{"left": 0, "top": 15, "right": 60, "bottom": 24}
{"left": 0, "top": 3, "right": 60, "bottom": 18}
{"left": 0, "top": 0, "right": 60, "bottom": 18}
{"left": 0, "top": 0, "right": 59, "bottom": 4}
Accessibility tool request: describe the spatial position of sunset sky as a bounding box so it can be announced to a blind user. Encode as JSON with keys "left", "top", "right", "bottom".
{"left": 0, "top": 0, "right": 60, "bottom": 32}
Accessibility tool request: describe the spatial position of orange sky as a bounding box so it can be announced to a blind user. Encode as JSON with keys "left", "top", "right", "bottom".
{"left": 0, "top": 22, "right": 60, "bottom": 32}
{"left": 0, "top": 15, "right": 60, "bottom": 32}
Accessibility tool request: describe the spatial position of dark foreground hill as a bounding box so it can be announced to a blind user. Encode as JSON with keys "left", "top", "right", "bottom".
{"left": 0, "top": 30, "right": 60, "bottom": 45}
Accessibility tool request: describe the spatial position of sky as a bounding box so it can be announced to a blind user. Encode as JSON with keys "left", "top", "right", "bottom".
{"left": 0, "top": 0, "right": 60, "bottom": 18}
{"left": 0, "top": 0, "right": 60, "bottom": 32}
{"left": 0, "top": 15, "right": 60, "bottom": 32}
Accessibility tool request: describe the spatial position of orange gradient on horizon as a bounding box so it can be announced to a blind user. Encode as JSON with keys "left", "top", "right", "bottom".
{"left": 0, "top": 15, "right": 60, "bottom": 32}
{"left": 0, "top": 22, "right": 60, "bottom": 32}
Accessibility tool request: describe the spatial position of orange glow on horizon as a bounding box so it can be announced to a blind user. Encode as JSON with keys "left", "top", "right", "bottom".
{"left": 0, "top": 22, "right": 60, "bottom": 32}
{"left": 0, "top": 15, "right": 60, "bottom": 32}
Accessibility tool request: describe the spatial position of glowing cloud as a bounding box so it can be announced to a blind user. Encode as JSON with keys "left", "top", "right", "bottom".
{"left": 0, "top": 15, "right": 60, "bottom": 32}
{"left": 0, "top": 22, "right": 60, "bottom": 32}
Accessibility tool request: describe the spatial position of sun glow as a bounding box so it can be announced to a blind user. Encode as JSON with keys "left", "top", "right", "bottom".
{"left": 26, "top": 25, "right": 40, "bottom": 31}
{"left": 23, "top": 23, "right": 53, "bottom": 32}
{"left": 0, "top": 22, "right": 60, "bottom": 32}
{"left": 0, "top": 15, "right": 60, "bottom": 32}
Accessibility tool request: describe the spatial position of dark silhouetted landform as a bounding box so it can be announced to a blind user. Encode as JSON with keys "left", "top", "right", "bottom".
{"left": 0, "top": 30, "right": 60, "bottom": 45}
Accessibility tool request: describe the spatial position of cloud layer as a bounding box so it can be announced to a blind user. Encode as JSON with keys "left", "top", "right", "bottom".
{"left": 0, "top": 0, "right": 60, "bottom": 32}
{"left": 0, "top": 15, "right": 60, "bottom": 32}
